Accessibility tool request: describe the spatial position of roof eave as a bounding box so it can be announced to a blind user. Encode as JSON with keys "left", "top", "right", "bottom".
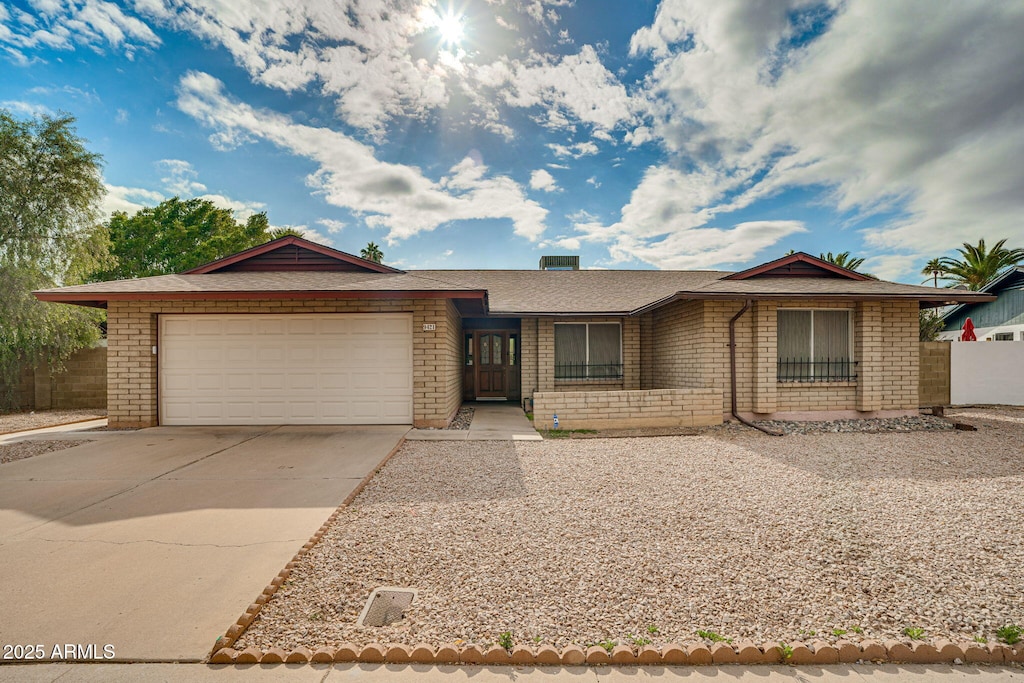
{"left": 34, "top": 289, "right": 488, "bottom": 305}
{"left": 630, "top": 291, "right": 997, "bottom": 315}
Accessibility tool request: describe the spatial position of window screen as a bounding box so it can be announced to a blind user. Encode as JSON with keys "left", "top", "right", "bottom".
{"left": 554, "top": 323, "right": 622, "bottom": 379}
{"left": 777, "top": 309, "right": 853, "bottom": 381}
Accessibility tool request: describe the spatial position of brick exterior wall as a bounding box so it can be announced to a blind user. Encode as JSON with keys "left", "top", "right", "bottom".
{"left": 532, "top": 388, "right": 721, "bottom": 430}
{"left": 530, "top": 316, "right": 637, "bottom": 396}
{"left": 106, "top": 298, "right": 462, "bottom": 429}
{"left": 650, "top": 300, "right": 705, "bottom": 389}
{"left": 919, "top": 341, "right": 951, "bottom": 406}
{"left": 644, "top": 298, "right": 920, "bottom": 420}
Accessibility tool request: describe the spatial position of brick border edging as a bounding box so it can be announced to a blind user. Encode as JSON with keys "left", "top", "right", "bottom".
{"left": 209, "top": 639, "right": 1024, "bottom": 666}
{"left": 208, "top": 434, "right": 409, "bottom": 658}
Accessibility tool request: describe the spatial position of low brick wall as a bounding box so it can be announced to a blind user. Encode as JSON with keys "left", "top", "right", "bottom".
{"left": 532, "top": 388, "right": 722, "bottom": 430}
{"left": 0, "top": 346, "right": 106, "bottom": 411}
{"left": 919, "top": 342, "right": 950, "bottom": 406}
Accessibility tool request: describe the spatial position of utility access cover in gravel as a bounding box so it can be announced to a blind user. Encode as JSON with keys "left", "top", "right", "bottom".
{"left": 237, "top": 409, "right": 1024, "bottom": 653}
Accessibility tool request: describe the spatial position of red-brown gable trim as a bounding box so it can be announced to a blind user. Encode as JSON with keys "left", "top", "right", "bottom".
{"left": 184, "top": 236, "right": 405, "bottom": 275}
{"left": 722, "top": 252, "right": 873, "bottom": 281}
{"left": 35, "top": 289, "right": 487, "bottom": 306}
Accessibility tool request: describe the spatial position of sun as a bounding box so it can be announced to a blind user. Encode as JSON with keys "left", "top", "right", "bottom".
{"left": 433, "top": 9, "right": 464, "bottom": 46}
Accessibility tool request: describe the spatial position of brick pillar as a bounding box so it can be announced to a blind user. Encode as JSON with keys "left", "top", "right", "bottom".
{"left": 537, "top": 317, "right": 554, "bottom": 392}
{"left": 639, "top": 314, "right": 653, "bottom": 390}
{"left": 106, "top": 301, "right": 159, "bottom": 428}
{"left": 856, "top": 301, "right": 883, "bottom": 411}
{"left": 623, "top": 317, "right": 640, "bottom": 390}
{"left": 752, "top": 301, "right": 777, "bottom": 414}
{"left": 520, "top": 318, "right": 538, "bottom": 406}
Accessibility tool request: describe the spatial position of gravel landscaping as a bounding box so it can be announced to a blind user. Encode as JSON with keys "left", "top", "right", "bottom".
{"left": 0, "top": 439, "right": 88, "bottom": 465}
{"left": 237, "top": 407, "right": 1024, "bottom": 653}
{"left": 0, "top": 408, "right": 106, "bottom": 434}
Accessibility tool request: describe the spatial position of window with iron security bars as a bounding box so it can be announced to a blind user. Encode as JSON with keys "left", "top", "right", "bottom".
{"left": 777, "top": 358, "right": 858, "bottom": 382}
{"left": 554, "top": 362, "right": 624, "bottom": 380}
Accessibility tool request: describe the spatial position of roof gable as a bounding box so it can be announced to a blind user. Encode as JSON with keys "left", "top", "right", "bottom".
{"left": 722, "top": 252, "right": 873, "bottom": 281}
{"left": 184, "top": 236, "right": 404, "bottom": 274}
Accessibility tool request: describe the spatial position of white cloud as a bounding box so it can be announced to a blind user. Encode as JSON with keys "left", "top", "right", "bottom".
{"left": 538, "top": 236, "right": 581, "bottom": 251}
{"left": 0, "top": 0, "right": 159, "bottom": 58}
{"left": 626, "top": 0, "right": 1024, "bottom": 268}
{"left": 529, "top": 168, "right": 558, "bottom": 192}
{"left": 101, "top": 184, "right": 164, "bottom": 217}
{"left": 159, "top": 159, "right": 206, "bottom": 196}
{"left": 176, "top": 71, "right": 548, "bottom": 243}
{"left": 546, "top": 141, "right": 599, "bottom": 158}
{"left": 277, "top": 224, "right": 333, "bottom": 246}
{"left": 0, "top": 99, "right": 54, "bottom": 117}
{"left": 573, "top": 166, "right": 806, "bottom": 269}
{"left": 495, "top": 45, "right": 635, "bottom": 133}
{"left": 155, "top": 158, "right": 265, "bottom": 220}
{"left": 317, "top": 218, "right": 347, "bottom": 234}
{"left": 586, "top": 176, "right": 600, "bottom": 188}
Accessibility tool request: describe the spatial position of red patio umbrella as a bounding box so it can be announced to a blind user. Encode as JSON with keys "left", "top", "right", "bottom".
{"left": 961, "top": 317, "right": 977, "bottom": 341}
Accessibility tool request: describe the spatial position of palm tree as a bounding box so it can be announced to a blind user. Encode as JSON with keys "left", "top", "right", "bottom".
{"left": 920, "top": 258, "right": 945, "bottom": 287}
{"left": 936, "top": 238, "right": 1024, "bottom": 290}
{"left": 360, "top": 241, "right": 383, "bottom": 263}
{"left": 268, "top": 227, "right": 305, "bottom": 239}
{"left": 820, "top": 251, "right": 866, "bottom": 272}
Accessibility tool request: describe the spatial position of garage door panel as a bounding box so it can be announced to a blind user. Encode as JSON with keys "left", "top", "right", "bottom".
{"left": 258, "top": 374, "right": 286, "bottom": 391}
{"left": 160, "top": 314, "right": 413, "bottom": 425}
{"left": 320, "top": 373, "right": 349, "bottom": 390}
{"left": 288, "top": 374, "right": 318, "bottom": 390}
{"left": 258, "top": 347, "right": 284, "bottom": 363}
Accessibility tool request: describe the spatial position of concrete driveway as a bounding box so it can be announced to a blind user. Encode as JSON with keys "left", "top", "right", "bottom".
{"left": 0, "top": 425, "right": 407, "bottom": 662}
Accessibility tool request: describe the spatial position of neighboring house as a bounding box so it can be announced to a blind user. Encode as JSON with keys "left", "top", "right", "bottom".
{"left": 937, "top": 266, "right": 1024, "bottom": 342}
{"left": 35, "top": 237, "right": 990, "bottom": 429}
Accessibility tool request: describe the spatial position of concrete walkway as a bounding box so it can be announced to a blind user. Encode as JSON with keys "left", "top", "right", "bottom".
{"left": 0, "top": 418, "right": 109, "bottom": 444}
{"left": 407, "top": 402, "right": 541, "bottom": 441}
{"left": 0, "top": 425, "right": 407, "bottom": 661}
{"left": 0, "top": 662, "right": 1019, "bottom": 682}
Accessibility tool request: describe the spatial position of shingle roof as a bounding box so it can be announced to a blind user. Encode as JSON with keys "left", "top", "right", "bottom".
{"left": 35, "top": 268, "right": 993, "bottom": 314}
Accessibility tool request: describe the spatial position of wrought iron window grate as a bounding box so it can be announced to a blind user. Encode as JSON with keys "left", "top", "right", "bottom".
{"left": 555, "top": 363, "right": 624, "bottom": 380}
{"left": 777, "top": 358, "right": 858, "bottom": 382}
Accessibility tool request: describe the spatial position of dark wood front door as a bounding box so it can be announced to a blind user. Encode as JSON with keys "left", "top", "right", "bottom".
{"left": 475, "top": 332, "right": 507, "bottom": 398}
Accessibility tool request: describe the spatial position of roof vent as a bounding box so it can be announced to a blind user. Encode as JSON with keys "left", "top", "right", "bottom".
{"left": 356, "top": 587, "right": 418, "bottom": 627}
{"left": 539, "top": 255, "right": 579, "bottom": 270}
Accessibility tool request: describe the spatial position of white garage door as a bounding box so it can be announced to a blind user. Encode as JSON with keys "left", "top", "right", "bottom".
{"left": 159, "top": 314, "right": 413, "bottom": 425}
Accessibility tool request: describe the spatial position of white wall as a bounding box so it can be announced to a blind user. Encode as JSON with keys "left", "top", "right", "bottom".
{"left": 938, "top": 324, "right": 1024, "bottom": 342}
{"left": 950, "top": 341, "right": 1024, "bottom": 405}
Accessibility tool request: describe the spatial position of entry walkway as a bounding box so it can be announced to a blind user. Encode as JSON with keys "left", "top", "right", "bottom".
{"left": 407, "top": 402, "right": 541, "bottom": 441}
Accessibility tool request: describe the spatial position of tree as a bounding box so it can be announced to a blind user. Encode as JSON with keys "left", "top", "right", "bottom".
{"left": 268, "top": 227, "right": 305, "bottom": 239}
{"left": 919, "top": 310, "right": 945, "bottom": 342}
{"left": 819, "top": 250, "right": 876, "bottom": 278}
{"left": 361, "top": 241, "right": 383, "bottom": 263}
{"left": 0, "top": 110, "right": 108, "bottom": 410}
{"left": 820, "top": 251, "right": 866, "bottom": 272}
{"left": 920, "top": 258, "right": 945, "bottom": 287}
{"left": 935, "top": 238, "right": 1024, "bottom": 291}
{"left": 93, "top": 197, "right": 271, "bottom": 280}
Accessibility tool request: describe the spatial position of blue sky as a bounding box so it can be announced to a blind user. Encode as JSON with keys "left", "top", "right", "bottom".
{"left": 3, "top": 1, "right": 1024, "bottom": 281}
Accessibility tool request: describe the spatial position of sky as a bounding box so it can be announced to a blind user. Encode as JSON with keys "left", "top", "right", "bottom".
{"left": 2, "top": 0, "right": 1024, "bottom": 281}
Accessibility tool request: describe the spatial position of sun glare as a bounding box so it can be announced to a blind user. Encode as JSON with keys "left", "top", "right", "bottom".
{"left": 434, "top": 9, "right": 464, "bottom": 45}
